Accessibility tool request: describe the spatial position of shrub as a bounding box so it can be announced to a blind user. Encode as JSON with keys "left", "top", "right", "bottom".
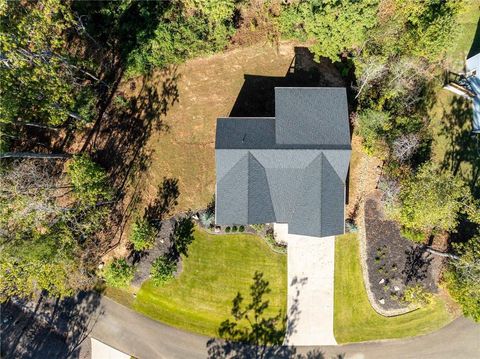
{"left": 151, "top": 256, "right": 176, "bottom": 286}
{"left": 239, "top": 225, "right": 245, "bottom": 232}
{"left": 400, "top": 227, "right": 426, "bottom": 243}
{"left": 444, "top": 236, "right": 480, "bottom": 322}
{"left": 199, "top": 212, "right": 213, "bottom": 228}
{"left": 232, "top": 225, "right": 238, "bottom": 232}
{"left": 250, "top": 223, "right": 265, "bottom": 232}
{"left": 129, "top": 218, "right": 156, "bottom": 251}
{"left": 403, "top": 285, "right": 433, "bottom": 306}
{"left": 225, "top": 226, "right": 231, "bottom": 233}
{"left": 102, "top": 258, "right": 135, "bottom": 288}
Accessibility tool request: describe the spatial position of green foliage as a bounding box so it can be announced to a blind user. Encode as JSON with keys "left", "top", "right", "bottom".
{"left": 356, "top": 110, "right": 391, "bottom": 157}
{"left": 279, "top": 0, "right": 379, "bottom": 61}
{"left": 400, "top": 227, "right": 426, "bottom": 243}
{"left": 66, "top": 155, "right": 112, "bottom": 206}
{"left": 102, "top": 258, "right": 135, "bottom": 288}
{"left": 225, "top": 226, "right": 231, "bottom": 233}
{"left": 444, "top": 235, "right": 480, "bottom": 322}
{"left": 232, "top": 225, "right": 238, "bottom": 232}
{"left": 151, "top": 255, "right": 176, "bottom": 286}
{"left": 129, "top": 218, "right": 156, "bottom": 251}
{"left": 0, "top": 159, "right": 111, "bottom": 300}
{"left": 124, "top": 1, "right": 235, "bottom": 77}
{"left": 393, "top": 163, "right": 466, "bottom": 235}
{"left": 239, "top": 225, "right": 245, "bottom": 232}
{"left": 402, "top": 285, "right": 433, "bottom": 306}
{"left": 0, "top": 0, "right": 77, "bottom": 127}
{"left": 250, "top": 223, "right": 265, "bottom": 232}
{"left": 172, "top": 216, "right": 195, "bottom": 256}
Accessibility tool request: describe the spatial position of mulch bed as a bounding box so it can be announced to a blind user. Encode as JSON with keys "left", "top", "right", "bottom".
{"left": 128, "top": 215, "right": 179, "bottom": 288}
{"left": 364, "top": 195, "right": 443, "bottom": 311}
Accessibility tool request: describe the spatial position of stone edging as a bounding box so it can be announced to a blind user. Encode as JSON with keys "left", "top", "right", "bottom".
{"left": 358, "top": 199, "right": 418, "bottom": 317}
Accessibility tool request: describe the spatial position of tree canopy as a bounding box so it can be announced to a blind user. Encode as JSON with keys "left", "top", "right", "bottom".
{"left": 444, "top": 236, "right": 480, "bottom": 322}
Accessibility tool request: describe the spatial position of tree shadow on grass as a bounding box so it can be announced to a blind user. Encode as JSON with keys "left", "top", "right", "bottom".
{"left": 207, "top": 272, "right": 340, "bottom": 359}
{"left": 439, "top": 96, "right": 480, "bottom": 196}
{"left": 144, "top": 177, "right": 180, "bottom": 228}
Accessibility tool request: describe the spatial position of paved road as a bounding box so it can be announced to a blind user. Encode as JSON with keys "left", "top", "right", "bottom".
{"left": 3, "top": 294, "right": 479, "bottom": 358}
{"left": 90, "top": 296, "right": 480, "bottom": 359}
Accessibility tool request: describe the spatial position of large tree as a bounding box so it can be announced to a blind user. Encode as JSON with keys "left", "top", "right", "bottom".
{"left": 0, "top": 156, "right": 112, "bottom": 300}
{"left": 444, "top": 235, "right": 480, "bottom": 322}
{"left": 392, "top": 163, "right": 468, "bottom": 237}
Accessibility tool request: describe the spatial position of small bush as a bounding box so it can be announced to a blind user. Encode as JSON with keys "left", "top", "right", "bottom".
{"left": 129, "top": 218, "right": 156, "bottom": 251}
{"left": 403, "top": 285, "right": 433, "bottom": 306}
{"left": 250, "top": 223, "right": 265, "bottom": 232}
{"left": 102, "top": 258, "right": 135, "bottom": 288}
{"left": 225, "top": 226, "right": 231, "bottom": 233}
{"left": 401, "top": 227, "right": 426, "bottom": 243}
{"left": 199, "top": 212, "right": 213, "bottom": 228}
{"left": 151, "top": 256, "right": 176, "bottom": 286}
{"left": 239, "top": 225, "right": 245, "bottom": 232}
{"left": 232, "top": 225, "right": 238, "bottom": 232}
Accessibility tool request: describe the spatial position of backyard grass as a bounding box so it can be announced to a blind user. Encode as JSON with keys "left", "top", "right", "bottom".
{"left": 334, "top": 234, "right": 454, "bottom": 344}
{"left": 430, "top": 3, "right": 480, "bottom": 189}
{"left": 121, "top": 43, "right": 299, "bottom": 213}
{"left": 131, "top": 228, "right": 287, "bottom": 337}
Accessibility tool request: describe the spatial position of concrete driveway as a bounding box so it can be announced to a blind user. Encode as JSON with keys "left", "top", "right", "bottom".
{"left": 276, "top": 223, "right": 337, "bottom": 346}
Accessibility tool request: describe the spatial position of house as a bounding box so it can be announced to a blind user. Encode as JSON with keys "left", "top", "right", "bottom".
{"left": 444, "top": 51, "right": 480, "bottom": 134}
{"left": 215, "top": 87, "right": 351, "bottom": 238}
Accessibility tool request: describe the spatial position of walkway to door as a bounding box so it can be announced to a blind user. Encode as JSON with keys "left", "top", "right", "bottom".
{"left": 275, "top": 223, "right": 337, "bottom": 346}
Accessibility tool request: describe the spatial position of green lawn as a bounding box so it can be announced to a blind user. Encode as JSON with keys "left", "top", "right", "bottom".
{"left": 334, "top": 234, "right": 454, "bottom": 343}
{"left": 132, "top": 228, "right": 287, "bottom": 337}
{"left": 430, "top": 3, "right": 480, "bottom": 185}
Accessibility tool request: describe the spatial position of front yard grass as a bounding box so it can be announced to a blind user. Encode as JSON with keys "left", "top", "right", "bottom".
{"left": 334, "top": 234, "right": 454, "bottom": 343}
{"left": 132, "top": 228, "right": 287, "bottom": 337}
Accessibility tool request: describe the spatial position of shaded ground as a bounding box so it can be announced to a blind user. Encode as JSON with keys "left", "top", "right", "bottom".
{"left": 364, "top": 194, "right": 442, "bottom": 311}
{"left": 334, "top": 234, "right": 454, "bottom": 343}
{"left": 1, "top": 292, "right": 102, "bottom": 359}
{"left": 431, "top": 4, "right": 480, "bottom": 195}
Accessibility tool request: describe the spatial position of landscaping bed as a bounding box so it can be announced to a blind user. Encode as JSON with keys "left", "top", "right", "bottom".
{"left": 334, "top": 234, "right": 454, "bottom": 343}
{"left": 364, "top": 195, "right": 443, "bottom": 311}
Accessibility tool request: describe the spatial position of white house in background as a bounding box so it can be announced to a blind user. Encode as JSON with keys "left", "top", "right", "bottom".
{"left": 444, "top": 51, "right": 480, "bottom": 134}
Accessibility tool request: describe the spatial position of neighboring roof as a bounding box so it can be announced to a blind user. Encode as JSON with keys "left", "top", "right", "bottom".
{"left": 466, "top": 53, "right": 480, "bottom": 133}
{"left": 215, "top": 87, "right": 351, "bottom": 237}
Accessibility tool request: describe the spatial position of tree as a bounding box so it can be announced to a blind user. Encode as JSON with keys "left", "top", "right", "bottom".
{"left": 279, "top": 0, "right": 379, "bottom": 61}
{"left": 444, "top": 235, "right": 480, "bottom": 322}
{"left": 129, "top": 217, "right": 156, "bottom": 251}
{"left": 171, "top": 215, "right": 195, "bottom": 257}
{"left": 393, "top": 163, "right": 466, "bottom": 236}
{"left": 0, "top": 0, "right": 96, "bottom": 129}
{"left": 66, "top": 154, "right": 112, "bottom": 206}
{"left": 0, "top": 157, "right": 111, "bottom": 300}
{"left": 356, "top": 109, "right": 390, "bottom": 158}
{"left": 150, "top": 255, "right": 176, "bottom": 286}
{"left": 391, "top": 133, "right": 420, "bottom": 162}
{"left": 102, "top": 258, "right": 135, "bottom": 288}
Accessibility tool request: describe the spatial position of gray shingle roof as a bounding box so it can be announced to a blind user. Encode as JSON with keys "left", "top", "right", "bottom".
{"left": 215, "top": 87, "right": 351, "bottom": 237}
